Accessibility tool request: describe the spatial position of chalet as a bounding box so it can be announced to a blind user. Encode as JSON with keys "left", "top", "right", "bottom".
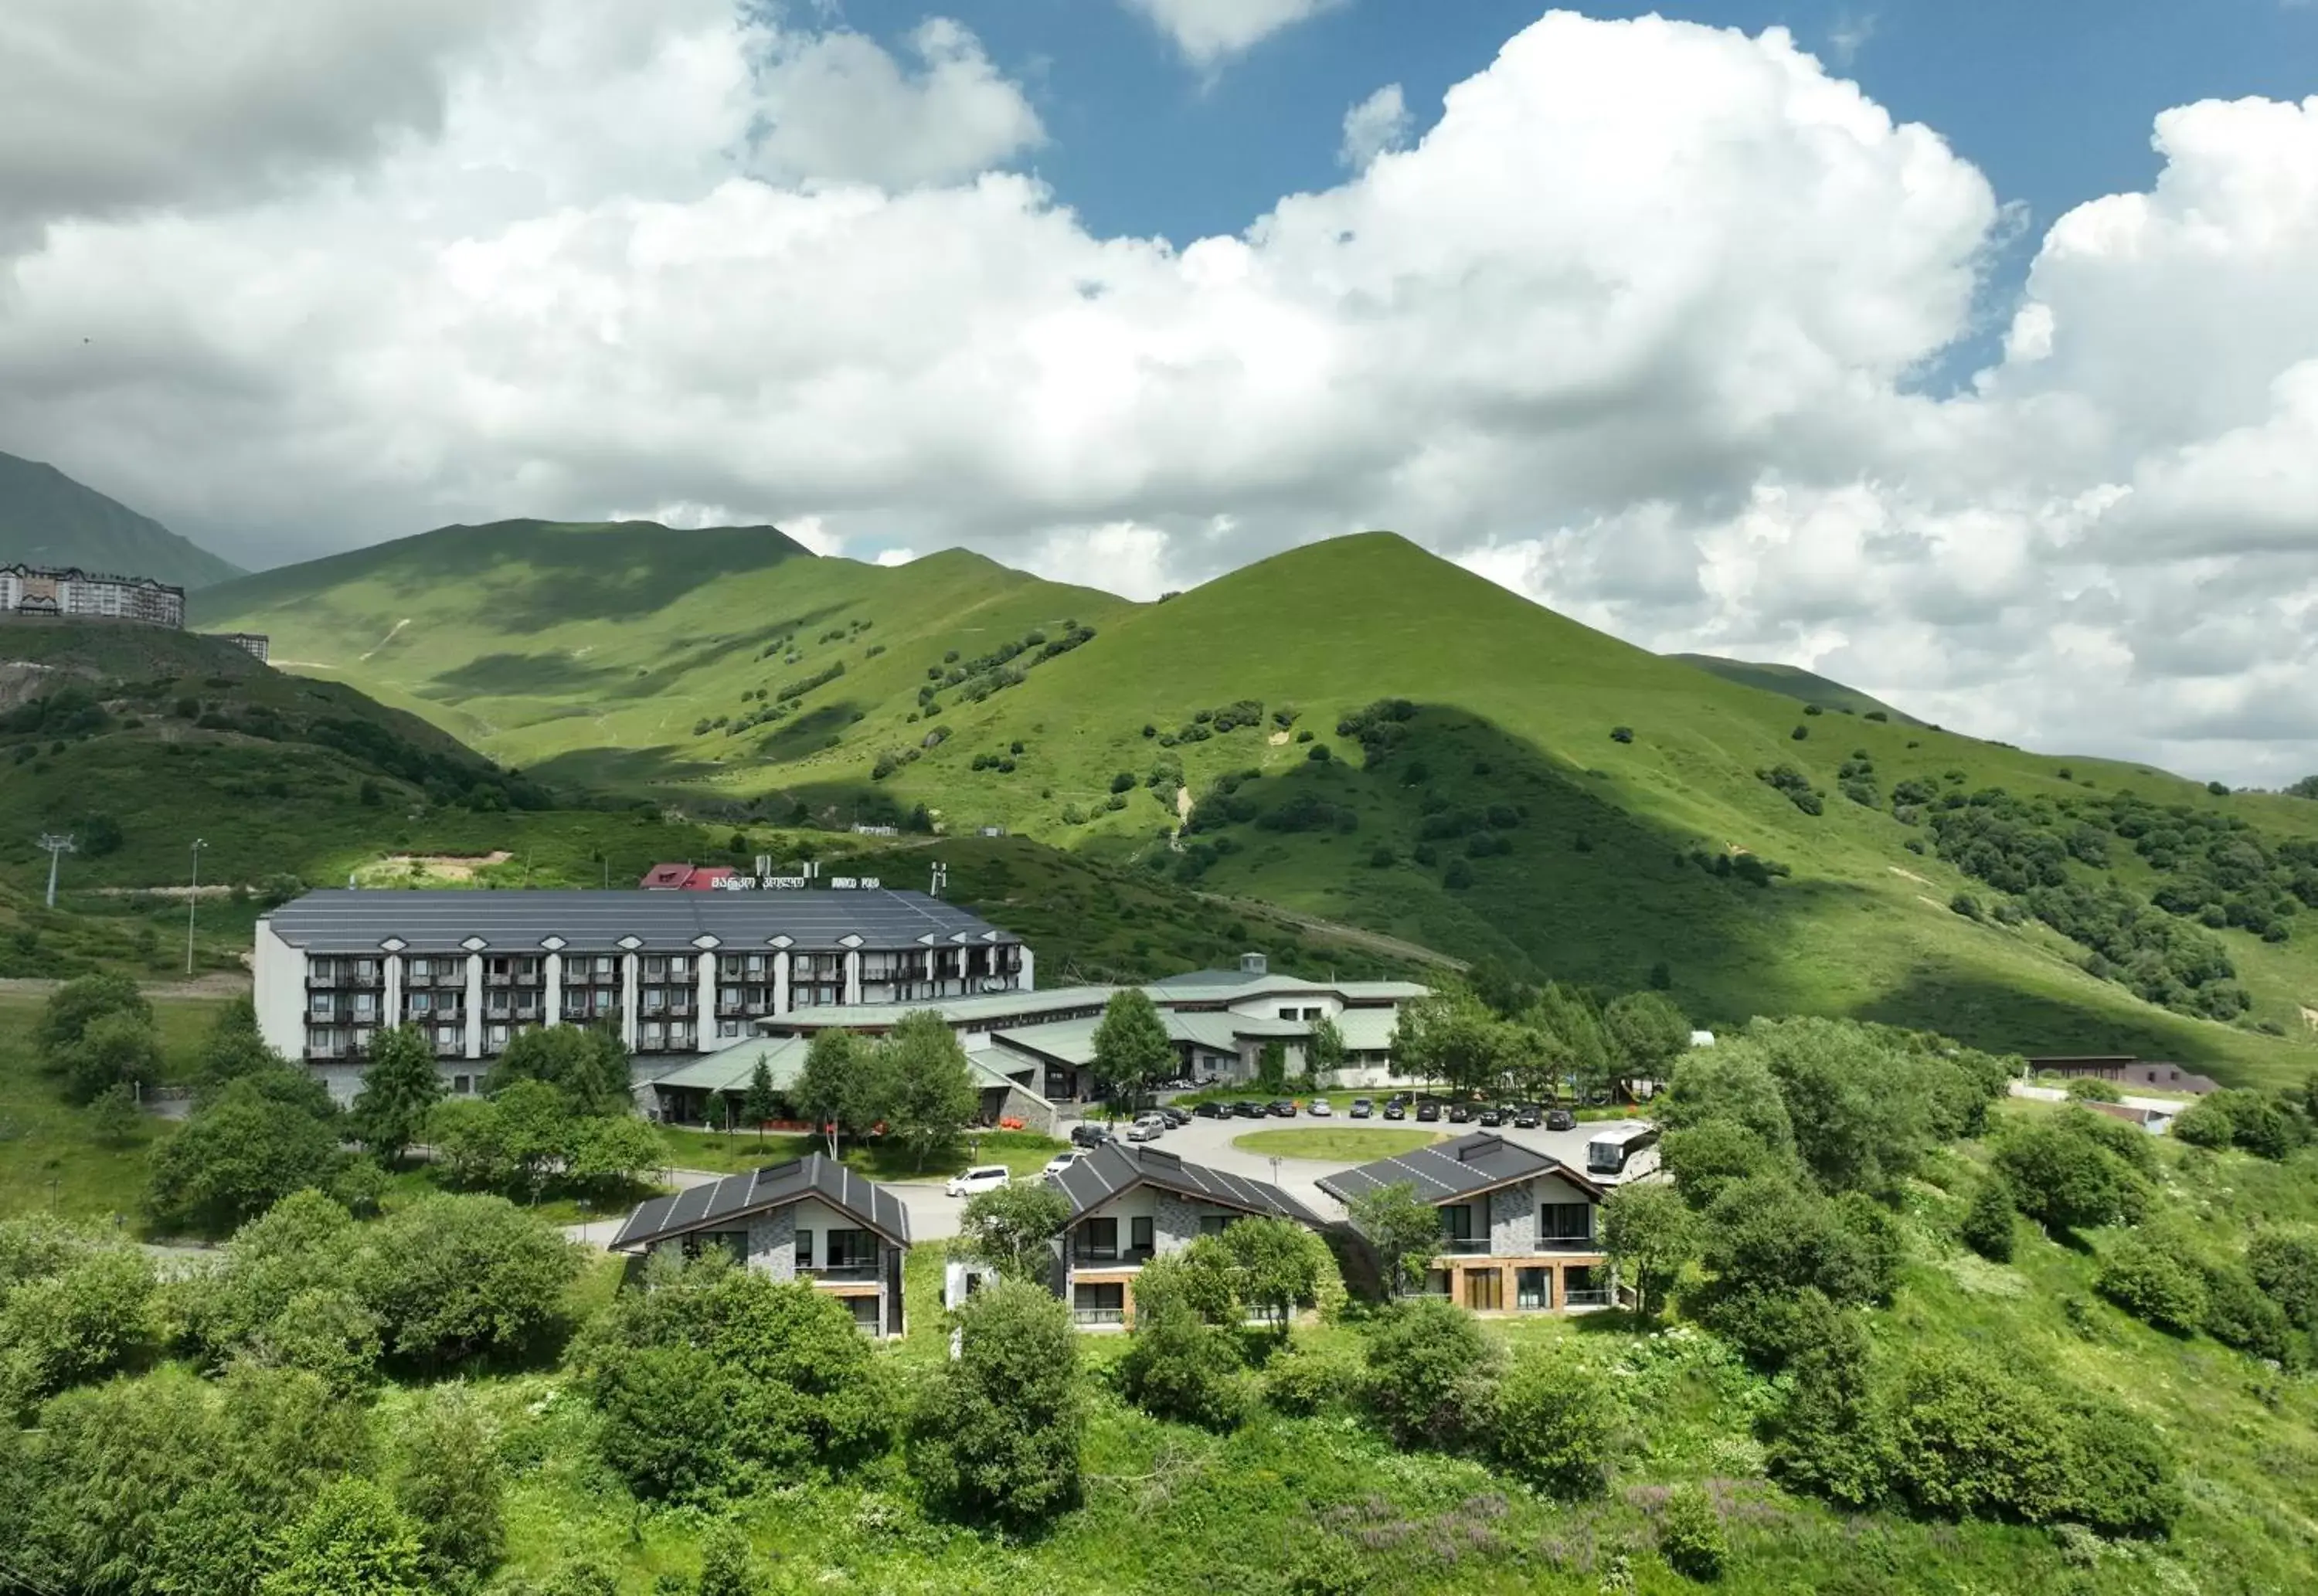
{"left": 1046, "top": 1142, "right": 1321, "bottom": 1329}
{"left": 608, "top": 1155, "right": 909, "bottom": 1337}
{"left": 1317, "top": 1132, "right": 1614, "bottom": 1315}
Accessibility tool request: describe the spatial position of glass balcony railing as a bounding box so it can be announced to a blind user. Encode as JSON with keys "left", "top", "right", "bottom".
{"left": 1072, "top": 1307, "right": 1127, "bottom": 1326}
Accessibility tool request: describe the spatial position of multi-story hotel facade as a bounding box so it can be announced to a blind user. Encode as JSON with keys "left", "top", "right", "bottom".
{"left": 253, "top": 888, "right": 1032, "bottom": 1098}
{"left": 0, "top": 563, "right": 186, "bottom": 627}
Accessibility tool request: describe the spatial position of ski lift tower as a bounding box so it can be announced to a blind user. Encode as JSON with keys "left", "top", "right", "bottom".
{"left": 36, "top": 833, "right": 74, "bottom": 908}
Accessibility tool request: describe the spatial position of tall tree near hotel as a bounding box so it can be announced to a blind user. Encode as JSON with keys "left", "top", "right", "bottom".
{"left": 794, "top": 1030, "right": 873, "bottom": 1159}
{"left": 350, "top": 1024, "right": 444, "bottom": 1167}
{"left": 1092, "top": 988, "right": 1173, "bottom": 1113}
{"left": 881, "top": 1012, "right": 977, "bottom": 1171}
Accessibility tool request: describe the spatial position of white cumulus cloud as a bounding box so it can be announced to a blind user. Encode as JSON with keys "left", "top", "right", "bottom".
{"left": 2, "top": 9, "right": 2317, "bottom": 781}
{"left": 1339, "top": 83, "right": 1412, "bottom": 168}
{"left": 1121, "top": 0, "right": 1344, "bottom": 69}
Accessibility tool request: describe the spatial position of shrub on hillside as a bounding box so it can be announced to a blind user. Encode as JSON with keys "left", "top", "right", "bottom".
{"left": 1117, "top": 1296, "right": 1248, "bottom": 1431}
{"left": 2095, "top": 1236, "right": 2208, "bottom": 1335}
{"left": 1361, "top": 1299, "right": 1497, "bottom": 1452}
{"left": 1883, "top": 1347, "right": 2072, "bottom": 1523}
{"left": 1766, "top": 1302, "right": 1891, "bottom": 1507}
{"left": 1609, "top": 725, "right": 1633, "bottom": 743}
{"left": 909, "top": 1278, "right": 1083, "bottom": 1527}
{"left": 1992, "top": 1112, "right": 2150, "bottom": 1236}
{"left": 2200, "top": 1261, "right": 2293, "bottom": 1362}
{"left": 1959, "top": 1179, "right": 2017, "bottom": 1262}
{"left": 1263, "top": 1342, "right": 1359, "bottom": 1417}
{"left": 148, "top": 1071, "right": 345, "bottom": 1237}
{"left": 1657, "top": 1483, "right": 1728, "bottom": 1581}
{"left": 2248, "top": 1229, "right": 2318, "bottom": 1331}
{"left": 1490, "top": 1347, "right": 1613, "bottom": 1499}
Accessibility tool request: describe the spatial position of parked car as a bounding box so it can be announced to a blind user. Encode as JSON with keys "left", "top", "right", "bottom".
{"left": 1231, "top": 1100, "right": 1265, "bottom": 1119}
{"left": 1127, "top": 1117, "right": 1166, "bottom": 1143}
{"left": 1545, "top": 1108, "right": 1576, "bottom": 1132}
{"left": 1042, "top": 1151, "right": 1083, "bottom": 1177}
{"left": 1070, "top": 1122, "right": 1113, "bottom": 1148}
{"left": 1266, "top": 1100, "right": 1298, "bottom": 1118}
{"left": 947, "top": 1165, "right": 1011, "bottom": 1198}
{"left": 1383, "top": 1099, "right": 1407, "bottom": 1120}
{"left": 1477, "top": 1108, "right": 1503, "bottom": 1128}
{"left": 1307, "top": 1098, "right": 1333, "bottom": 1117}
{"left": 1350, "top": 1099, "right": 1374, "bottom": 1119}
{"left": 1159, "top": 1105, "right": 1192, "bottom": 1127}
{"left": 1194, "top": 1101, "right": 1225, "bottom": 1119}
{"left": 1446, "top": 1103, "right": 1472, "bottom": 1124}
{"left": 1511, "top": 1105, "right": 1541, "bottom": 1129}
{"left": 1415, "top": 1102, "right": 1441, "bottom": 1122}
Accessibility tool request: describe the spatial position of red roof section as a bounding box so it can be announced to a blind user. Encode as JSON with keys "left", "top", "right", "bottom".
{"left": 639, "top": 863, "right": 736, "bottom": 891}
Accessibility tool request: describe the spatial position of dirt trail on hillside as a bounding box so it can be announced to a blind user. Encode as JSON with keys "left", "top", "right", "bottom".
{"left": 1193, "top": 892, "right": 1468, "bottom": 972}
{"left": 0, "top": 973, "right": 250, "bottom": 999}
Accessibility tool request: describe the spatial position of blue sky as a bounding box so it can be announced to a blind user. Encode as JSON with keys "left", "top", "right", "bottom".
{"left": 845, "top": 0, "right": 2316, "bottom": 304}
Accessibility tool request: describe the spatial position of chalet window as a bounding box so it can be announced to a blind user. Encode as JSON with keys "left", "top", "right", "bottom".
{"left": 794, "top": 1231, "right": 813, "bottom": 1269}
{"left": 1198, "top": 1214, "right": 1235, "bottom": 1237}
{"left": 1076, "top": 1217, "right": 1119, "bottom": 1262}
{"left": 1464, "top": 1269, "right": 1504, "bottom": 1312}
{"left": 1539, "top": 1203, "right": 1592, "bottom": 1245}
{"left": 1072, "top": 1282, "right": 1125, "bottom": 1324}
{"left": 1440, "top": 1205, "right": 1474, "bottom": 1242}
{"left": 1129, "top": 1217, "right": 1154, "bottom": 1258}
{"left": 827, "top": 1229, "right": 878, "bottom": 1269}
{"left": 846, "top": 1295, "right": 880, "bottom": 1331}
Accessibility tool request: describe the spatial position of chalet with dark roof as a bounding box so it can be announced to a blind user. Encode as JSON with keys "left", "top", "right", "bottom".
{"left": 1317, "top": 1131, "right": 1614, "bottom": 1315}
{"left": 1045, "top": 1142, "right": 1321, "bottom": 1329}
{"left": 610, "top": 1155, "right": 910, "bottom": 1336}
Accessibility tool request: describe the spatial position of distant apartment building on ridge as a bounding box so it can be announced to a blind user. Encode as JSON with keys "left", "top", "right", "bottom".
{"left": 0, "top": 563, "right": 186, "bottom": 627}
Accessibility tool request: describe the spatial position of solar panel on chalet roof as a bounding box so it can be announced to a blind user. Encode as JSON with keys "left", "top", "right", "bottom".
{"left": 1314, "top": 1131, "right": 1591, "bottom": 1206}
{"left": 608, "top": 1153, "right": 910, "bottom": 1250}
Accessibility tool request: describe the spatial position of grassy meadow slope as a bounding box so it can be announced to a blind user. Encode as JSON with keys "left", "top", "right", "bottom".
{"left": 189, "top": 518, "right": 1131, "bottom": 790}
{"left": 181, "top": 524, "right": 2318, "bottom": 1085}
{"left": 0, "top": 448, "right": 244, "bottom": 588}
{"left": 1670, "top": 652, "right": 1923, "bottom": 724}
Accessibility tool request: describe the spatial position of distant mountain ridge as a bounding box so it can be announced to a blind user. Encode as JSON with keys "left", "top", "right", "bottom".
{"left": 1670, "top": 653, "right": 1922, "bottom": 725}
{"left": 0, "top": 450, "right": 244, "bottom": 590}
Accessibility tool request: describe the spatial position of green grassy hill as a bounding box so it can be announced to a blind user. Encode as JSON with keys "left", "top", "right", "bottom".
{"left": 0, "top": 448, "right": 243, "bottom": 588}
{"left": 176, "top": 527, "right": 2318, "bottom": 1085}
{"left": 1670, "top": 653, "right": 1922, "bottom": 724}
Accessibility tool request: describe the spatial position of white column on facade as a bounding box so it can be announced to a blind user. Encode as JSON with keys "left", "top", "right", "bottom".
{"left": 843, "top": 949, "right": 862, "bottom": 1007}
{"left": 384, "top": 954, "right": 403, "bottom": 1029}
{"left": 697, "top": 953, "right": 717, "bottom": 1047}
{"left": 620, "top": 953, "right": 640, "bottom": 1048}
{"left": 464, "top": 953, "right": 484, "bottom": 1059}
{"left": 1018, "top": 946, "right": 1035, "bottom": 991}
{"left": 772, "top": 950, "right": 790, "bottom": 1016}
{"left": 543, "top": 952, "right": 563, "bottom": 1027}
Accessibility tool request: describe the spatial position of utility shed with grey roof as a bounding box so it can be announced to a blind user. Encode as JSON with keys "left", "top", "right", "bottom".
{"left": 1045, "top": 1143, "right": 1322, "bottom": 1331}
{"left": 610, "top": 1154, "right": 913, "bottom": 1337}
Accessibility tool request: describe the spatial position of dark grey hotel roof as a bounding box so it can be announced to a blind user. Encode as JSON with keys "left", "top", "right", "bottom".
{"left": 1314, "top": 1131, "right": 1603, "bottom": 1207}
{"left": 610, "top": 1154, "right": 910, "bottom": 1251}
{"left": 1046, "top": 1141, "right": 1320, "bottom": 1228}
{"left": 263, "top": 888, "right": 1017, "bottom": 954}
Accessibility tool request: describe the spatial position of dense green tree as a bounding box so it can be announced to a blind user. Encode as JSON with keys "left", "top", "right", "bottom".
{"left": 1602, "top": 990, "right": 1691, "bottom": 1086}
{"left": 2248, "top": 1228, "right": 2318, "bottom": 1330}
{"left": 1362, "top": 1297, "right": 1498, "bottom": 1452}
{"left": 357, "top": 1194, "right": 580, "bottom": 1368}
{"left": 1256, "top": 1038, "right": 1289, "bottom": 1094}
{"left": 881, "top": 1010, "right": 978, "bottom": 1170}
{"left": 1601, "top": 1180, "right": 1695, "bottom": 1320}
{"left": 426, "top": 1098, "right": 512, "bottom": 1190}
{"left": 1992, "top": 1111, "right": 2150, "bottom": 1235}
{"left": 1766, "top": 1302, "right": 1891, "bottom": 1507}
{"left": 2201, "top": 1261, "right": 2293, "bottom": 1361}
{"left": 1660, "top": 1119, "right": 1787, "bottom": 1211}
{"left": 1883, "top": 1347, "right": 2072, "bottom": 1523}
{"left": 348, "top": 1024, "right": 443, "bottom": 1166}
{"left": 740, "top": 1058, "right": 779, "bottom": 1143}
{"left": 1658, "top": 1040, "right": 1796, "bottom": 1157}
{"left": 1391, "top": 988, "right": 1507, "bottom": 1099}
{"left": 1117, "top": 1287, "right": 1248, "bottom": 1429}
{"left": 793, "top": 1028, "right": 878, "bottom": 1158}
{"left": 1306, "top": 1013, "right": 1347, "bottom": 1086}
{"left": 195, "top": 993, "right": 287, "bottom": 1088}
{"left": 487, "top": 1024, "right": 632, "bottom": 1117}
{"left": 909, "top": 1277, "right": 1083, "bottom": 1526}
{"left": 2095, "top": 1236, "right": 2208, "bottom": 1334}
{"left": 57, "top": 1010, "right": 164, "bottom": 1105}
{"left": 258, "top": 1477, "right": 427, "bottom": 1596}
{"left": 957, "top": 1180, "right": 1072, "bottom": 1280}
{"left": 83, "top": 1081, "right": 142, "bottom": 1148}
{"left": 493, "top": 1078, "right": 581, "bottom": 1204}
{"left": 389, "top": 1387, "right": 507, "bottom": 1591}
{"left": 1657, "top": 1483, "right": 1728, "bottom": 1581}
{"left": 179, "top": 1190, "right": 363, "bottom": 1362}
{"left": 568, "top": 1113, "right": 665, "bottom": 1196}
{"left": 694, "top": 1521, "right": 760, "bottom": 1596}
{"left": 1346, "top": 1180, "right": 1443, "bottom": 1299}
{"left": 581, "top": 1251, "right": 890, "bottom": 1499}
{"left": 1491, "top": 1345, "right": 1614, "bottom": 1497}
{"left": 1093, "top": 987, "right": 1174, "bottom": 1110}
{"left": 1688, "top": 1177, "right": 1898, "bottom": 1367}
{"left": 1218, "top": 1216, "right": 1327, "bottom": 1333}
{"left": 1960, "top": 1177, "right": 2017, "bottom": 1262}
{"left": 0, "top": 1220, "right": 161, "bottom": 1414}
{"left": 36, "top": 970, "right": 151, "bottom": 1062}
{"left": 1745, "top": 1017, "right": 1934, "bottom": 1194}
{"left": 1527, "top": 983, "right": 1618, "bottom": 1101}
{"left": 148, "top": 1074, "right": 344, "bottom": 1237}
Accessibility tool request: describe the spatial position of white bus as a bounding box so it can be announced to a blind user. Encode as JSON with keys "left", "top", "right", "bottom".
{"left": 1584, "top": 1123, "right": 1660, "bottom": 1177}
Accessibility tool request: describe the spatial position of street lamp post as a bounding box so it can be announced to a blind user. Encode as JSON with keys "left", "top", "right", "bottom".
{"left": 185, "top": 838, "right": 207, "bottom": 975}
